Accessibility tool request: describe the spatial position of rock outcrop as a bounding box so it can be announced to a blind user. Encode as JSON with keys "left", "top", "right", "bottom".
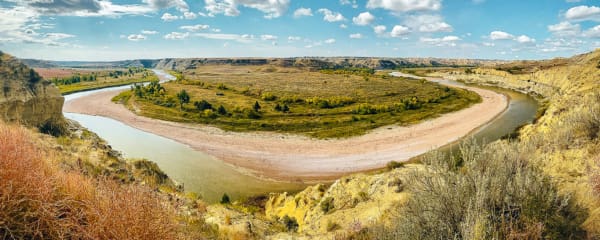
{"left": 0, "top": 51, "right": 64, "bottom": 131}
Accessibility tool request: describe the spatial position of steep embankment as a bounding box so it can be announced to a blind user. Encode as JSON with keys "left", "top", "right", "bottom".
{"left": 0, "top": 51, "right": 64, "bottom": 132}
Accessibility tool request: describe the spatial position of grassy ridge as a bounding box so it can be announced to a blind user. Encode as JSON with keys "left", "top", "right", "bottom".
{"left": 113, "top": 65, "right": 481, "bottom": 139}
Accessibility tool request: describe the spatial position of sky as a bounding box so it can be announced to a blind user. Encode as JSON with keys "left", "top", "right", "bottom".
{"left": 0, "top": 0, "right": 598, "bottom": 61}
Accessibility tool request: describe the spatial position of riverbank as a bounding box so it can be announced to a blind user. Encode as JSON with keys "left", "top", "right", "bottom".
{"left": 63, "top": 74, "right": 508, "bottom": 181}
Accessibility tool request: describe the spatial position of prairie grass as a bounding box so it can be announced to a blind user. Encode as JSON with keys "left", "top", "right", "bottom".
{"left": 0, "top": 124, "right": 180, "bottom": 239}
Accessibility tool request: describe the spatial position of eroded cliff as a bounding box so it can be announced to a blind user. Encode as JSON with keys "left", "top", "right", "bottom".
{"left": 0, "top": 51, "right": 64, "bottom": 131}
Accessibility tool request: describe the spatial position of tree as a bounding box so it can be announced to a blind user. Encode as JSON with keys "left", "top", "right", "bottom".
{"left": 274, "top": 103, "right": 282, "bottom": 112}
{"left": 220, "top": 193, "right": 230, "bottom": 204}
{"left": 283, "top": 104, "right": 290, "bottom": 113}
{"left": 253, "top": 101, "right": 261, "bottom": 112}
{"left": 217, "top": 105, "right": 227, "bottom": 115}
{"left": 176, "top": 89, "right": 190, "bottom": 109}
{"left": 194, "top": 100, "right": 212, "bottom": 112}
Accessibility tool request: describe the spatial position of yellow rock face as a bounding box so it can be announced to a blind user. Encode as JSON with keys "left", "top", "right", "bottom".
{"left": 0, "top": 52, "right": 64, "bottom": 128}
{"left": 265, "top": 166, "right": 417, "bottom": 236}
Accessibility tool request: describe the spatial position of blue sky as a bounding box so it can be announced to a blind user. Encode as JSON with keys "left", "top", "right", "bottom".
{"left": 0, "top": 0, "right": 598, "bottom": 61}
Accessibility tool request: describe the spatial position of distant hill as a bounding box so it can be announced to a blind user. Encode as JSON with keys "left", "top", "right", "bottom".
{"left": 20, "top": 57, "right": 506, "bottom": 70}
{"left": 20, "top": 58, "right": 161, "bottom": 69}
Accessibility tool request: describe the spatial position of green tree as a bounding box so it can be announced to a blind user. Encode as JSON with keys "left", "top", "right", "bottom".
{"left": 220, "top": 193, "right": 230, "bottom": 204}
{"left": 194, "top": 100, "right": 213, "bottom": 112}
{"left": 217, "top": 105, "right": 227, "bottom": 115}
{"left": 282, "top": 104, "right": 290, "bottom": 113}
{"left": 176, "top": 89, "right": 190, "bottom": 109}
{"left": 253, "top": 101, "right": 261, "bottom": 112}
{"left": 274, "top": 103, "right": 282, "bottom": 112}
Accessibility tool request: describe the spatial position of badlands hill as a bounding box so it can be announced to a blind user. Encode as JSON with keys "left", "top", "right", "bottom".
{"left": 0, "top": 51, "right": 64, "bottom": 133}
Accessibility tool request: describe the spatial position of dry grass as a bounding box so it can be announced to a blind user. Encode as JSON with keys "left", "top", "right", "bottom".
{"left": 34, "top": 68, "right": 92, "bottom": 79}
{"left": 0, "top": 124, "right": 180, "bottom": 239}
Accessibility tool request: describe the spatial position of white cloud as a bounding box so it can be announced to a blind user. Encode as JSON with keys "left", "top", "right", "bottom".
{"left": 390, "top": 25, "right": 410, "bottom": 37}
{"left": 325, "top": 38, "right": 336, "bottom": 44}
{"left": 161, "top": 12, "right": 179, "bottom": 21}
{"left": 164, "top": 31, "right": 189, "bottom": 40}
{"left": 353, "top": 12, "right": 375, "bottom": 26}
{"left": 482, "top": 42, "right": 495, "bottom": 47}
{"left": 318, "top": 8, "right": 345, "bottom": 22}
{"left": 548, "top": 21, "right": 581, "bottom": 36}
{"left": 180, "top": 24, "right": 210, "bottom": 31}
{"left": 141, "top": 30, "right": 158, "bottom": 35}
{"left": 193, "top": 33, "right": 256, "bottom": 43}
{"left": 261, "top": 34, "right": 278, "bottom": 40}
{"left": 45, "top": 33, "right": 75, "bottom": 40}
{"left": 366, "top": 0, "right": 442, "bottom": 13}
{"left": 142, "top": 0, "right": 189, "bottom": 12}
{"left": 288, "top": 36, "right": 301, "bottom": 41}
{"left": 340, "top": 0, "right": 358, "bottom": 8}
{"left": 127, "top": 34, "right": 147, "bottom": 41}
{"left": 404, "top": 14, "right": 452, "bottom": 32}
{"left": 490, "top": 31, "right": 514, "bottom": 40}
{"left": 420, "top": 35, "right": 460, "bottom": 46}
{"left": 349, "top": 33, "right": 363, "bottom": 39}
{"left": 373, "top": 25, "right": 387, "bottom": 35}
{"left": 340, "top": 24, "right": 348, "bottom": 28}
{"left": 293, "top": 7, "right": 312, "bottom": 18}
{"left": 565, "top": 5, "right": 600, "bottom": 21}
{"left": 516, "top": 35, "right": 535, "bottom": 43}
{"left": 0, "top": 6, "right": 75, "bottom": 46}
{"left": 204, "top": 0, "right": 291, "bottom": 19}
{"left": 584, "top": 25, "right": 600, "bottom": 37}
{"left": 183, "top": 11, "right": 197, "bottom": 19}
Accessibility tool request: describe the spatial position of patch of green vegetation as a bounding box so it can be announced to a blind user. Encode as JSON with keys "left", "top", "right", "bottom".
{"left": 54, "top": 68, "right": 157, "bottom": 95}
{"left": 115, "top": 66, "right": 481, "bottom": 139}
{"left": 320, "top": 197, "right": 335, "bottom": 214}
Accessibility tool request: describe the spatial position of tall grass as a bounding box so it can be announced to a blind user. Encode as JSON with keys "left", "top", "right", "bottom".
{"left": 347, "top": 139, "right": 589, "bottom": 240}
{"left": 0, "top": 124, "right": 180, "bottom": 239}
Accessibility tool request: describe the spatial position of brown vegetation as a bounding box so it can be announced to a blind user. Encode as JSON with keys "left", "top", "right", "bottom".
{"left": 0, "top": 124, "right": 180, "bottom": 239}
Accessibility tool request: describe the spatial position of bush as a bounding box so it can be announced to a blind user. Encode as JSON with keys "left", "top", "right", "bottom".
{"left": 386, "top": 161, "right": 405, "bottom": 170}
{"left": 385, "top": 140, "right": 587, "bottom": 239}
{"left": 217, "top": 105, "right": 228, "bottom": 115}
{"left": 327, "top": 220, "right": 341, "bottom": 232}
{"left": 0, "top": 125, "right": 179, "bottom": 239}
{"left": 221, "top": 193, "right": 231, "bottom": 204}
{"left": 320, "top": 197, "right": 335, "bottom": 214}
{"left": 281, "top": 215, "right": 299, "bottom": 232}
{"left": 194, "top": 100, "right": 213, "bottom": 111}
{"left": 261, "top": 92, "right": 277, "bottom": 101}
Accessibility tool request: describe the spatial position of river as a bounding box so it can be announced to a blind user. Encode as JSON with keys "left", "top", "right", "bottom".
{"left": 63, "top": 70, "right": 538, "bottom": 203}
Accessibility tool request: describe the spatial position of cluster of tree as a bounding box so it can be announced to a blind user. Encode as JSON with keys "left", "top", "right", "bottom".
{"left": 132, "top": 81, "right": 165, "bottom": 98}
{"left": 274, "top": 103, "right": 290, "bottom": 113}
{"left": 51, "top": 74, "right": 98, "bottom": 86}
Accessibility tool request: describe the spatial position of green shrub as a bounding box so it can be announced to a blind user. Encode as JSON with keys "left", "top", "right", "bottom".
{"left": 327, "top": 220, "right": 341, "bottom": 232}
{"left": 216, "top": 83, "right": 228, "bottom": 90}
{"left": 320, "top": 197, "right": 335, "bottom": 214}
{"left": 217, "top": 105, "right": 227, "bottom": 115}
{"left": 261, "top": 92, "right": 277, "bottom": 101}
{"left": 220, "top": 193, "right": 230, "bottom": 204}
{"left": 281, "top": 215, "right": 299, "bottom": 232}
{"left": 386, "top": 161, "right": 405, "bottom": 170}
{"left": 194, "top": 100, "right": 213, "bottom": 111}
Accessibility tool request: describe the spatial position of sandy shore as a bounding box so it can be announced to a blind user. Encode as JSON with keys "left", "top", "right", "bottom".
{"left": 63, "top": 76, "right": 507, "bottom": 181}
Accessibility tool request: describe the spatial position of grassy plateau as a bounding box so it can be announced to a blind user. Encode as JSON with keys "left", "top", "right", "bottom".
{"left": 112, "top": 65, "right": 481, "bottom": 139}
